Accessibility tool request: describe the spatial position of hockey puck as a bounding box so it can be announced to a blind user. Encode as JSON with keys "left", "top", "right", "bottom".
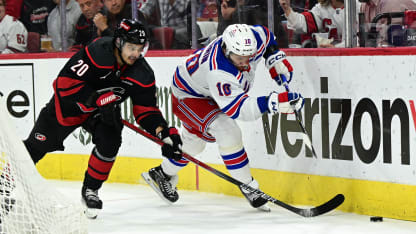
{"left": 370, "top": 216, "right": 383, "bottom": 222}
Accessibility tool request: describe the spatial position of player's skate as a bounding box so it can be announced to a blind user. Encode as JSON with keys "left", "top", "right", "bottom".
{"left": 81, "top": 186, "right": 102, "bottom": 219}
{"left": 239, "top": 179, "right": 271, "bottom": 212}
{"left": 141, "top": 166, "right": 179, "bottom": 204}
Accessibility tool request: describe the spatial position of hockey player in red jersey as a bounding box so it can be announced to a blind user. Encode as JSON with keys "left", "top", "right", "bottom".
{"left": 142, "top": 24, "right": 304, "bottom": 211}
{"left": 23, "top": 19, "right": 183, "bottom": 219}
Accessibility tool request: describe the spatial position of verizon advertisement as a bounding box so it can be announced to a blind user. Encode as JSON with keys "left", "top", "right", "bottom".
{"left": 0, "top": 52, "right": 415, "bottom": 185}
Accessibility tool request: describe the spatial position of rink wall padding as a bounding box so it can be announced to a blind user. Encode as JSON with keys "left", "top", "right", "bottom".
{"left": 2, "top": 48, "right": 416, "bottom": 221}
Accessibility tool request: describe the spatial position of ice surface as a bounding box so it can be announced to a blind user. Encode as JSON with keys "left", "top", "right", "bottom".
{"left": 50, "top": 180, "right": 416, "bottom": 234}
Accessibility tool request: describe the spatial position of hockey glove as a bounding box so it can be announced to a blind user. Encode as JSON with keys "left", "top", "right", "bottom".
{"left": 86, "top": 91, "right": 122, "bottom": 127}
{"left": 267, "top": 91, "right": 304, "bottom": 114}
{"left": 158, "top": 127, "right": 183, "bottom": 161}
{"left": 265, "top": 50, "right": 293, "bottom": 86}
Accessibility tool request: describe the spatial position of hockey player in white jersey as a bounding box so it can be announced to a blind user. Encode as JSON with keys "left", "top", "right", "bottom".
{"left": 0, "top": 0, "right": 27, "bottom": 53}
{"left": 279, "top": 0, "right": 357, "bottom": 47}
{"left": 142, "top": 24, "right": 304, "bottom": 211}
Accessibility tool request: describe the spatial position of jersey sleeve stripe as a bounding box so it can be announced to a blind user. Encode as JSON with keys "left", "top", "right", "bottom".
{"left": 53, "top": 80, "right": 90, "bottom": 126}
{"left": 133, "top": 105, "right": 161, "bottom": 117}
{"left": 55, "top": 76, "right": 84, "bottom": 89}
{"left": 301, "top": 12, "right": 319, "bottom": 34}
{"left": 59, "top": 85, "right": 84, "bottom": 97}
{"left": 85, "top": 46, "right": 114, "bottom": 69}
{"left": 261, "top": 26, "right": 271, "bottom": 46}
{"left": 209, "top": 43, "right": 219, "bottom": 71}
{"left": 236, "top": 72, "right": 243, "bottom": 83}
{"left": 121, "top": 76, "right": 155, "bottom": 87}
{"left": 222, "top": 93, "right": 249, "bottom": 119}
{"left": 172, "top": 68, "right": 204, "bottom": 97}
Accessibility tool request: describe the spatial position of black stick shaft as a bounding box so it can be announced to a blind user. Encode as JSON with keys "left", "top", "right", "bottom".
{"left": 122, "top": 120, "right": 344, "bottom": 217}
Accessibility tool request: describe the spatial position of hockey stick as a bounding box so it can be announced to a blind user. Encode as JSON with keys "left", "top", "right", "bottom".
{"left": 122, "top": 120, "right": 344, "bottom": 217}
{"left": 281, "top": 79, "right": 317, "bottom": 158}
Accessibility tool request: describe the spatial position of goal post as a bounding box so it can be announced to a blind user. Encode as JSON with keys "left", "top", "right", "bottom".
{"left": 0, "top": 98, "right": 88, "bottom": 234}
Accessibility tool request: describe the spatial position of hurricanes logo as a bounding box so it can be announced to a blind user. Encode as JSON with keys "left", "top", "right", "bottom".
{"left": 120, "top": 22, "right": 130, "bottom": 31}
{"left": 34, "top": 133, "right": 46, "bottom": 141}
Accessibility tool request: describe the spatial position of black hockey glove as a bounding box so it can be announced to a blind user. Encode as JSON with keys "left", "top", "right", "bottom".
{"left": 86, "top": 90, "right": 122, "bottom": 127}
{"left": 158, "top": 127, "right": 183, "bottom": 161}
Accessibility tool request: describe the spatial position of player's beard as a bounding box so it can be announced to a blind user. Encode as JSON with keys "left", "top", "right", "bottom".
{"left": 237, "top": 65, "right": 249, "bottom": 71}
{"left": 125, "top": 56, "right": 138, "bottom": 65}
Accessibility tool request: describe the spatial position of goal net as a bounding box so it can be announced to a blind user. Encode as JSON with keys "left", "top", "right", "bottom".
{"left": 0, "top": 98, "right": 88, "bottom": 234}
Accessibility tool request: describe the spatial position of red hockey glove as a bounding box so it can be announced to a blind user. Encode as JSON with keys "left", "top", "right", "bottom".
{"left": 267, "top": 91, "right": 304, "bottom": 114}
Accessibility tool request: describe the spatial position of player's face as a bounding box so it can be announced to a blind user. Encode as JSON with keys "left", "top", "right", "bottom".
{"left": 0, "top": 0, "right": 5, "bottom": 19}
{"left": 229, "top": 53, "right": 251, "bottom": 71}
{"left": 121, "top": 42, "right": 144, "bottom": 65}
{"left": 78, "top": 0, "right": 101, "bottom": 19}
{"left": 103, "top": 0, "right": 125, "bottom": 14}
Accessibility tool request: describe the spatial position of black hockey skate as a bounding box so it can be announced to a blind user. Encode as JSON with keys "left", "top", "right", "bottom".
{"left": 239, "top": 179, "right": 270, "bottom": 212}
{"left": 81, "top": 186, "right": 103, "bottom": 219}
{"left": 141, "top": 166, "right": 179, "bottom": 204}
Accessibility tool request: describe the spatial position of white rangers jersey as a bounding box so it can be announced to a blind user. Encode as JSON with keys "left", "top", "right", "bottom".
{"left": 172, "top": 25, "right": 276, "bottom": 121}
{"left": 286, "top": 1, "right": 360, "bottom": 47}
{"left": 0, "top": 14, "right": 28, "bottom": 53}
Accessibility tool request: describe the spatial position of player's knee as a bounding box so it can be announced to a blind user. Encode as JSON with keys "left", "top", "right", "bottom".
{"left": 209, "top": 117, "right": 242, "bottom": 146}
{"left": 95, "top": 139, "right": 121, "bottom": 157}
{"left": 181, "top": 128, "right": 206, "bottom": 155}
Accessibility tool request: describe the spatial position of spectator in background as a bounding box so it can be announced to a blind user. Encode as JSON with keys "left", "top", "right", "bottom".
{"left": 20, "top": 0, "right": 56, "bottom": 36}
{"left": 138, "top": 0, "right": 161, "bottom": 28}
{"left": 159, "top": 0, "right": 190, "bottom": 49}
{"left": 217, "top": 0, "right": 289, "bottom": 48}
{"left": 286, "top": 0, "right": 318, "bottom": 12}
{"left": 359, "top": 0, "right": 416, "bottom": 25}
{"left": 93, "top": 0, "right": 146, "bottom": 37}
{"left": 137, "top": 0, "right": 165, "bottom": 49}
{"left": 199, "top": 0, "right": 218, "bottom": 21}
{"left": 279, "top": 0, "right": 318, "bottom": 45}
{"left": 71, "top": 0, "right": 103, "bottom": 51}
{"left": 5, "top": 0, "right": 23, "bottom": 18}
{"left": 279, "top": 0, "right": 358, "bottom": 47}
{"left": 0, "top": 0, "right": 28, "bottom": 53}
{"left": 360, "top": 0, "right": 416, "bottom": 47}
{"left": 47, "top": 0, "right": 81, "bottom": 51}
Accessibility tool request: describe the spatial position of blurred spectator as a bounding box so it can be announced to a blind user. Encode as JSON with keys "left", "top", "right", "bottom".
{"left": 360, "top": 0, "right": 416, "bottom": 25}
{"left": 0, "top": 0, "right": 28, "bottom": 53}
{"left": 199, "top": 0, "right": 218, "bottom": 21}
{"left": 192, "top": 0, "right": 218, "bottom": 48}
{"left": 279, "top": 0, "right": 359, "bottom": 47}
{"left": 280, "top": 0, "right": 318, "bottom": 45}
{"left": 94, "top": 0, "right": 146, "bottom": 37}
{"left": 159, "top": 0, "right": 190, "bottom": 49}
{"left": 71, "top": 0, "right": 103, "bottom": 51}
{"left": 288, "top": 0, "right": 318, "bottom": 12}
{"left": 5, "top": 0, "right": 23, "bottom": 18}
{"left": 138, "top": 0, "right": 161, "bottom": 27}
{"left": 359, "top": 0, "right": 416, "bottom": 47}
{"left": 217, "top": 0, "right": 289, "bottom": 48}
{"left": 47, "top": 0, "right": 81, "bottom": 51}
{"left": 20, "top": 0, "right": 56, "bottom": 36}
{"left": 216, "top": 0, "right": 239, "bottom": 35}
